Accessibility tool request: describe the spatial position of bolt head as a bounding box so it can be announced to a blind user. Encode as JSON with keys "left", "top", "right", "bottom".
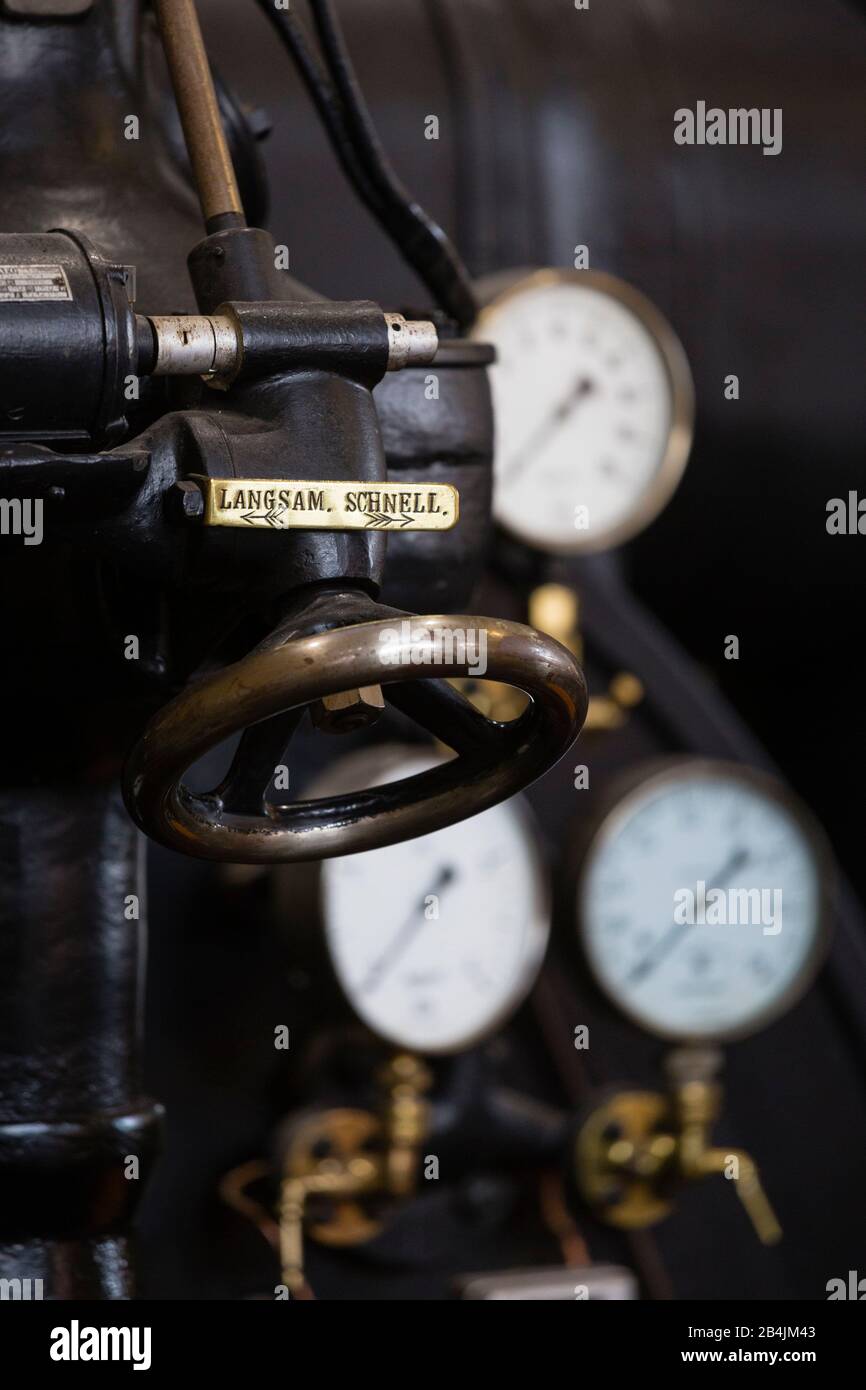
{"left": 310, "top": 685, "right": 385, "bottom": 734}
{"left": 168, "top": 480, "right": 204, "bottom": 523}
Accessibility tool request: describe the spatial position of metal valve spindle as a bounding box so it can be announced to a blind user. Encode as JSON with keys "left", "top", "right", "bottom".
{"left": 152, "top": 0, "right": 245, "bottom": 231}
{"left": 144, "top": 311, "right": 439, "bottom": 379}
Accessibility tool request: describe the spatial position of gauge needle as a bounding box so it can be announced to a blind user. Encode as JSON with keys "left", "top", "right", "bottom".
{"left": 502, "top": 377, "right": 596, "bottom": 483}
{"left": 359, "top": 864, "right": 456, "bottom": 995}
{"left": 623, "top": 847, "right": 751, "bottom": 987}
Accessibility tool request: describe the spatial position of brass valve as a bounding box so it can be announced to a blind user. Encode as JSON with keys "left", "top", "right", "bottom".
{"left": 279, "top": 1053, "right": 433, "bottom": 1295}
{"left": 451, "top": 583, "right": 643, "bottom": 729}
{"left": 529, "top": 583, "right": 644, "bottom": 732}
{"left": 575, "top": 1047, "right": 782, "bottom": 1246}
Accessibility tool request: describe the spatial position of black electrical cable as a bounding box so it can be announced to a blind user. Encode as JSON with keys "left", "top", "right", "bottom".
{"left": 252, "top": 0, "right": 383, "bottom": 209}
{"left": 307, "top": 0, "right": 478, "bottom": 327}
{"left": 252, "top": 0, "right": 478, "bottom": 330}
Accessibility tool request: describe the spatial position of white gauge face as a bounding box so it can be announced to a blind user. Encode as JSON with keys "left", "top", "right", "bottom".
{"left": 322, "top": 753, "right": 549, "bottom": 1054}
{"left": 474, "top": 271, "right": 692, "bottom": 553}
{"left": 580, "top": 764, "right": 827, "bottom": 1042}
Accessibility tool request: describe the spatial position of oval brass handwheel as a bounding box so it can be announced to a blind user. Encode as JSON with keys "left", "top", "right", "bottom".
{"left": 122, "top": 591, "right": 587, "bottom": 863}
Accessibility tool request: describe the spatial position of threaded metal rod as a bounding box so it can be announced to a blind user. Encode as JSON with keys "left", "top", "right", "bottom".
{"left": 153, "top": 0, "right": 244, "bottom": 229}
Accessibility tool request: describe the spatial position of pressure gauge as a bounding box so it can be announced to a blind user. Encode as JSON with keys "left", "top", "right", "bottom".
{"left": 315, "top": 747, "right": 550, "bottom": 1054}
{"left": 577, "top": 761, "right": 831, "bottom": 1043}
{"left": 472, "top": 269, "right": 694, "bottom": 553}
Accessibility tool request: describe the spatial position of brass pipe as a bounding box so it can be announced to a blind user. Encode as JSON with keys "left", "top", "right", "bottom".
{"left": 153, "top": 0, "right": 244, "bottom": 228}
{"left": 279, "top": 1163, "right": 378, "bottom": 1296}
{"left": 379, "top": 1053, "right": 432, "bottom": 1197}
{"left": 684, "top": 1144, "right": 782, "bottom": 1246}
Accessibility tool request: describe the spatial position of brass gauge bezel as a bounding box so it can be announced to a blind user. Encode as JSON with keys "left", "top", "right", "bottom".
{"left": 576, "top": 758, "right": 835, "bottom": 1044}
{"left": 472, "top": 267, "right": 695, "bottom": 555}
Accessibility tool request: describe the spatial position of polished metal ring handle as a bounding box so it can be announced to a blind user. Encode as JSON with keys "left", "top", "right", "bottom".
{"left": 122, "top": 610, "right": 587, "bottom": 863}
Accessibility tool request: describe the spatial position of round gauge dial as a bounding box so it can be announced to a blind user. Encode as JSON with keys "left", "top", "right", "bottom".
{"left": 578, "top": 762, "right": 830, "bottom": 1042}
{"left": 472, "top": 269, "right": 694, "bottom": 553}
{"left": 320, "top": 750, "right": 549, "bottom": 1054}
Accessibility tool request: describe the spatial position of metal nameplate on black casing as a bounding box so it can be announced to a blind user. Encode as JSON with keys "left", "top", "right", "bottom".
{"left": 194, "top": 478, "right": 459, "bottom": 531}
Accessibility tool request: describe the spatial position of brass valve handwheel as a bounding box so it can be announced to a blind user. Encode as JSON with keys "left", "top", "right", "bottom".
{"left": 122, "top": 590, "right": 587, "bottom": 863}
{"left": 281, "top": 1108, "right": 385, "bottom": 1248}
{"left": 575, "top": 1091, "right": 675, "bottom": 1229}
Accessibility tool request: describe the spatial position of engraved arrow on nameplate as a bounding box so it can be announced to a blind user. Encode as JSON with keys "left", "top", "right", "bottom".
{"left": 241, "top": 505, "right": 288, "bottom": 528}
{"left": 363, "top": 511, "right": 415, "bottom": 529}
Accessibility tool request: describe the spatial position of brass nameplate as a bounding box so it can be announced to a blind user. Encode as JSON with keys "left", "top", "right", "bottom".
{"left": 195, "top": 478, "right": 459, "bottom": 532}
